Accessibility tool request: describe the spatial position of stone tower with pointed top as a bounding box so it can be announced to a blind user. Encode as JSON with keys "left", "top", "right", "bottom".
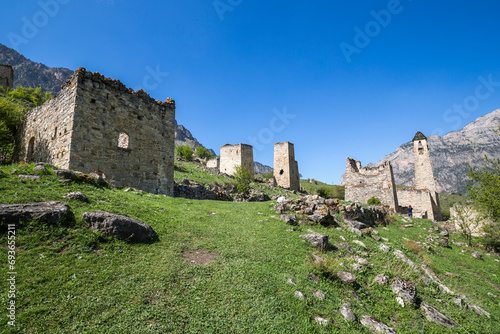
{"left": 274, "top": 141, "right": 300, "bottom": 191}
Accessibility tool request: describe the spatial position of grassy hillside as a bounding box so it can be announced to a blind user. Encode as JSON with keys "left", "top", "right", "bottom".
{"left": 300, "top": 179, "right": 345, "bottom": 200}
{"left": 0, "top": 163, "right": 499, "bottom": 333}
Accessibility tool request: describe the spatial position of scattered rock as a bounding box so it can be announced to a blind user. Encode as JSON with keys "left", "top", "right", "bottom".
{"left": 467, "top": 304, "right": 491, "bottom": 318}
{"left": 313, "top": 290, "right": 325, "bottom": 299}
{"left": 312, "top": 254, "right": 324, "bottom": 263}
{"left": 294, "top": 291, "right": 306, "bottom": 299}
{"left": 348, "top": 227, "right": 363, "bottom": 237}
{"left": 393, "top": 250, "right": 416, "bottom": 267}
{"left": 421, "top": 302, "right": 456, "bottom": 328}
{"left": 360, "top": 315, "right": 398, "bottom": 334}
{"left": 336, "top": 243, "right": 354, "bottom": 253}
{"left": 287, "top": 278, "right": 296, "bottom": 285}
{"left": 421, "top": 265, "right": 455, "bottom": 295}
{"left": 277, "top": 196, "right": 287, "bottom": 203}
{"left": 0, "top": 201, "right": 72, "bottom": 225}
{"left": 373, "top": 274, "right": 390, "bottom": 285}
{"left": 340, "top": 303, "right": 357, "bottom": 322}
{"left": 34, "top": 165, "right": 47, "bottom": 173}
{"left": 426, "top": 236, "right": 434, "bottom": 242}
{"left": 280, "top": 214, "right": 297, "bottom": 225}
{"left": 391, "top": 278, "right": 417, "bottom": 304}
{"left": 336, "top": 271, "right": 357, "bottom": 285}
{"left": 309, "top": 274, "right": 320, "bottom": 283}
{"left": 436, "top": 238, "right": 449, "bottom": 247}
{"left": 339, "top": 235, "right": 346, "bottom": 241}
{"left": 353, "top": 240, "right": 367, "bottom": 249}
{"left": 314, "top": 316, "right": 328, "bottom": 326}
{"left": 452, "top": 297, "right": 463, "bottom": 307}
{"left": 82, "top": 211, "right": 157, "bottom": 242}
{"left": 89, "top": 172, "right": 107, "bottom": 185}
{"left": 379, "top": 244, "right": 390, "bottom": 252}
{"left": 440, "top": 229, "right": 449, "bottom": 237}
{"left": 63, "top": 192, "right": 88, "bottom": 202}
{"left": 53, "top": 169, "right": 76, "bottom": 179}
{"left": 345, "top": 219, "right": 367, "bottom": 230}
{"left": 355, "top": 256, "right": 369, "bottom": 265}
{"left": 487, "top": 292, "right": 498, "bottom": 298}
{"left": 471, "top": 251, "right": 483, "bottom": 260}
{"left": 372, "top": 235, "right": 381, "bottom": 241}
{"left": 300, "top": 232, "right": 328, "bottom": 248}
{"left": 445, "top": 272, "right": 459, "bottom": 278}
{"left": 352, "top": 263, "right": 364, "bottom": 271}
{"left": 19, "top": 174, "right": 41, "bottom": 181}
{"left": 396, "top": 297, "right": 405, "bottom": 308}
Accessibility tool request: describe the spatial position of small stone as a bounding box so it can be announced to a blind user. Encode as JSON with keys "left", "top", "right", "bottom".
{"left": 340, "top": 303, "right": 357, "bottom": 322}
{"left": 440, "top": 229, "right": 449, "bottom": 237}
{"left": 379, "top": 244, "right": 390, "bottom": 252}
{"left": 63, "top": 192, "right": 88, "bottom": 202}
{"left": 314, "top": 316, "right": 328, "bottom": 326}
{"left": 53, "top": 169, "right": 76, "bottom": 179}
{"left": 372, "top": 235, "right": 381, "bottom": 241}
{"left": 437, "top": 238, "right": 449, "bottom": 247}
{"left": 287, "top": 278, "right": 296, "bottom": 285}
{"left": 488, "top": 292, "right": 498, "bottom": 298}
{"left": 336, "top": 271, "right": 357, "bottom": 285}
{"left": 348, "top": 227, "right": 362, "bottom": 237}
{"left": 294, "top": 291, "right": 305, "bottom": 299}
{"left": 467, "top": 304, "right": 491, "bottom": 318}
{"left": 360, "top": 315, "right": 397, "bottom": 334}
{"left": 313, "top": 290, "right": 325, "bottom": 299}
{"left": 352, "top": 263, "right": 364, "bottom": 271}
{"left": 313, "top": 254, "right": 324, "bottom": 263}
{"left": 277, "top": 196, "right": 287, "bottom": 203}
{"left": 391, "top": 278, "right": 417, "bottom": 304}
{"left": 352, "top": 240, "right": 367, "bottom": 249}
{"left": 309, "top": 273, "right": 320, "bottom": 283}
{"left": 300, "top": 232, "right": 329, "bottom": 248}
{"left": 396, "top": 296, "right": 405, "bottom": 308}
{"left": 426, "top": 236, "right": 434, "bottom": 242}
{"left": 471, "top": 251, "right": 483, "bottom": 260}
{"left": 19, "top": 174, "right": 41, "bottom": 180}
{"left": 445, "top": 272, "right": 459, "bottom": 278}
{"left": 373, "top": 274, "right": 390, "bottom": 285}
{"left": 355, "top": 256, "right": 369, "bottom": 265}
{"left": 280, "top": 214, "right": 297, "bottom": 225}
{"left": 335, "top": 243, "right": 354, "bottom": 253}
{"left": 339, "top": 235, "right": 346, "bottom": 241}
{"left": 34, "top": 165, "right": 47, "bottom": 173}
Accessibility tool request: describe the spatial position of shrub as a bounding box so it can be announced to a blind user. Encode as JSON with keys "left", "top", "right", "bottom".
{"left": 195, "top": 146, "right": 213, "bottom": 159}
{"left": 315, "top": 185, "right": 345, "bottom": 200}
{"left": 367, "top": 197, "right": 382, "bottom": 206}
{"left": 175, "top": 145, "right": 193, "bottom": 161}
{"left": 233, "top": 165, "right": 252, "bottom": 195}
{"left": 262, "top": 172, "right": 274, "bottom": 179}
{"left": 7, "top": 86, "right": 51, "bottom": 107}
{"left": 404, "top": 239, "right": 423, "bottom": 256}
{"left": 0, "top": 98, "right": 27, "bottom": 164}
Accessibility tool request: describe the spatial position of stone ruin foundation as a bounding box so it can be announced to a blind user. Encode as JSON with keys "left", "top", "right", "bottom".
{"left": 15, "top": 67, "right": 176, "bottom": 196}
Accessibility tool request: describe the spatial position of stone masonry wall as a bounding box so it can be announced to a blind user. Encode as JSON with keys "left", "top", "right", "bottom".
{"left": 15, "top": 81, "right": 77, "bottom": 167}
{"left": 345, "top": 158, "right": 398, "bottom": 209}
{"left": 396, "top": 188, "right": 436, "bottom": 220}
{"left": 16, "top": 67, "right": 176, "bottom": 196}
{"left": 0, "top": 64, "right": 14, "bottom": 89}
{"left": 274, "top": 141, "right": 300, "bottom": 191}
{"left": 206, "top": 157, "right": 220, "bottom": 169}
{"left": 220, "top": 144, "right": 254, "bottom": 178}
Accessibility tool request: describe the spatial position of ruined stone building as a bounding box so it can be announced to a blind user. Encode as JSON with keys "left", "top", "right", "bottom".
{"left": 0, "top": 64, "right": 14, "bottom": 89}
{"left": 206, "top": 156, "right": 220, "bottom": 169}
{"left": 15, "top": 67, "right": 176, "bottom": 195}
{"left": 219, "top": 143, "right": 254, "bottom": 178}
{"left": 274, "top": 141, "right": 300, "bottom": 191}
{"left": 345, "top": 159, "right": 399, "bottom": 210}
{"left": 345, "top": 131, "right": 442, "bottom": 220}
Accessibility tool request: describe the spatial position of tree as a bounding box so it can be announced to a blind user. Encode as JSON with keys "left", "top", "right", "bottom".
{"left": 451, "top": 204, "right": 486, "bottom": 246}
{"left": 0, "top": 98, "right": 26, "bottom": 164}
{"left": 233, "top": 165, "right": 252, "bottom": 195}
{"left": 195, "top": 146, "right": 213, "bottom": 159}
{"left": 467, "top": 127, "right": 500, "bottom": 249}
{"left": 175, "top": 145, "right": 193, "bottom": 161}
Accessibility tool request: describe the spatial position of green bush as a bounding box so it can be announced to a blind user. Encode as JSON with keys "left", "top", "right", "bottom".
{"left": 367, "top": 197, "right": 382, "bottom": 206}
{"left": 233, "top": 165, "right": 252, "bottom": 195}
{"left": 0, "top": 98, "right": 27, "bottom": 164}
{"left": 195, "top": 146, "right": 213, "bottom": 159}
{"left": 7, "top": 86, "right": 52, "bottom": 107}
{"left": 262, "top": 172, "right": 274, "bottom": 179}
{"left": 315, "top": 185, "right": 345, "bottom": 200}
{"left": 175, "top": 145, "right": 194, "bottom": 161}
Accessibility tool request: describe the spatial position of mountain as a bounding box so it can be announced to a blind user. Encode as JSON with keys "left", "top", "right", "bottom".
{"left": 254, "top": 162, "right": 273, "bottom": 175}
{"left": 174, "top": 121, "right": 216, "bottom": 156}
{"left": 0, "top": 43, "right": 73, "bottom": 93}
{"left": 377, "top": 109, "right": 500, "bottom": 194}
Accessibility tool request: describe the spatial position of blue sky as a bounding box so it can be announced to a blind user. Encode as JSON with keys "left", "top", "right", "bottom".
{"left": 2, "top": 0, "right": 500, "bottom": 184}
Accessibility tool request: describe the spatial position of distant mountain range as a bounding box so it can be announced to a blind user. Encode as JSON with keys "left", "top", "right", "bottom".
{"left": 0, "top": 43, "right": 273, "bottom": 174}
{"left": 340, "top": 109, "right": 500, "bottom": 194}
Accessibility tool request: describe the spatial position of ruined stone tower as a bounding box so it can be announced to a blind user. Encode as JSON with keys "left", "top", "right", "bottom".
{"left": 220, "top": 143, "right": 254, "bottom": 178}
{"left": 345, "top": 158, "right": 398, "bottom": 210}
{"left": 0, "top": 64, "right": 14, "bottom": 89}
{"left": 412, "top": 131, "right": 441, "bottom": 219}
{"left": 15, "top": 67, "right": 176, "bottom": 196}
{"left": 274, "top": 141, "right": 300, "bottom": 191}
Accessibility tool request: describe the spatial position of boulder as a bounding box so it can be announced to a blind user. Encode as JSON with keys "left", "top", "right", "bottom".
{"left": 299, "top": 232, "right": 328, "bottom": 248}
{"left": 63, "top": 192, "right": 88, "bottom": 202}
{"left": 353, "top": 240, "right": 367, "bottom": 249}
{"left": 467, "top": 304, "right": 491, "bottom": 318}
{"left": 280, "top": 214, "right": 297, "bottom": 225}
{"left": 336, "top": 271, "right": 357, "bottom": 285}
{"left": 34, "top": 165, "right": 47, "bottom": 173}
{"left": 313, "top": 290, "right": 325, "bottom": 299}
{"left": 345, "top": 219, "right": 367, "bottom": 230}
{"left": 421, "top": 302, "right": 457, "bottom": 328}
{"left": 393, "top": 250, "right": 416, "bottom": 267}
{"left": 373, "top": 274, "right": 390, "bottom": 285}
{"left": 53, "top": 169, "right": 76, "bottom": 179}
{"left": 360, "top": 315, "right": 398, "bottom": 334}
{"left": 379, "top": 244, "right": 390, "bottom": 252}
{"left": 82, "top": 211, "right": 157, "bottom": 242}
{"left": 471, "top": 251, "right": 483, "bottom": 260}
{"left": 391, "top": 278, "right": 417, "bottom": 304}
{"left": 0, "top": 201, "right": 72, "bottom": 225}
{"left": 294, "top": 291, "right": 306, "bottom": 299}
{"left": 336, "top": 243, "right": 354, "bottom": 253}
{"left": 340, "top": 303, "right": 357, "bottom": 322}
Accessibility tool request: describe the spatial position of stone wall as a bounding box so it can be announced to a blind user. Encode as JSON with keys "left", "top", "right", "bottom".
{"left": 274, "top": 141, "right": 300, "bottom": 191}
{"left": 396, "top": 188, "right": 436, "bottom": 220}
{"left": 0, "top": 64, "right": 14, "bottom": 89}
{"left": 345, "top": 158, "right": 398, "bottom": 209}
{"left": 220, "top": 143, "right": 254, "bottom": 178}
{"left": 16, "top": 67, "right": 176, "bottom": 196}
{"left": 206, "top": 157, "right": 220, "bottom": 169}
{"left": 15, "top": 81, "right": 77, "bottom": 167}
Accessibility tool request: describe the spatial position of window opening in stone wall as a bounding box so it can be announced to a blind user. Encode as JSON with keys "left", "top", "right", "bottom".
{"left": 418, "top": 141, "right": 424, "bottom": 155}
{"left": 27, "top": 137, "right": 35, "bottom": 162}
{"left": 280, "top": 169, "right": 284, "bottom": 175}
{"left": 118, "top": 132, "right": 130, "bottom": 149}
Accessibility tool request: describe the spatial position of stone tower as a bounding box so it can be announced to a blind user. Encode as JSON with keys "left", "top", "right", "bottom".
{"left": 0, "top": 64, "right": 14, "bottom": 89}
{"left": 274, "top": 141, "right": 300, "bottom": 191}
{"left": 412, "top": 131, "right": 442, "bottom": 220}
{"left": 220, "top": 143, "right": 254, "bottom": 178}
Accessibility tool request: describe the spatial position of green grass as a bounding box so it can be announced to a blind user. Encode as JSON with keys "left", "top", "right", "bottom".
{"left": 0, "top": 163, "right": 499, "bottom": 333}
{"left": 300, "top": 179, "right": 345, "bottom": 200}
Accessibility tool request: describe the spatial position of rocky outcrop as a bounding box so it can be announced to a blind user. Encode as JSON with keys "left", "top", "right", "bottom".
{"left": 0, "top": 201, "right": 72, "bottom": 226}
{"left": 82, "top": 211, "right": 157, "bottom": 242}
